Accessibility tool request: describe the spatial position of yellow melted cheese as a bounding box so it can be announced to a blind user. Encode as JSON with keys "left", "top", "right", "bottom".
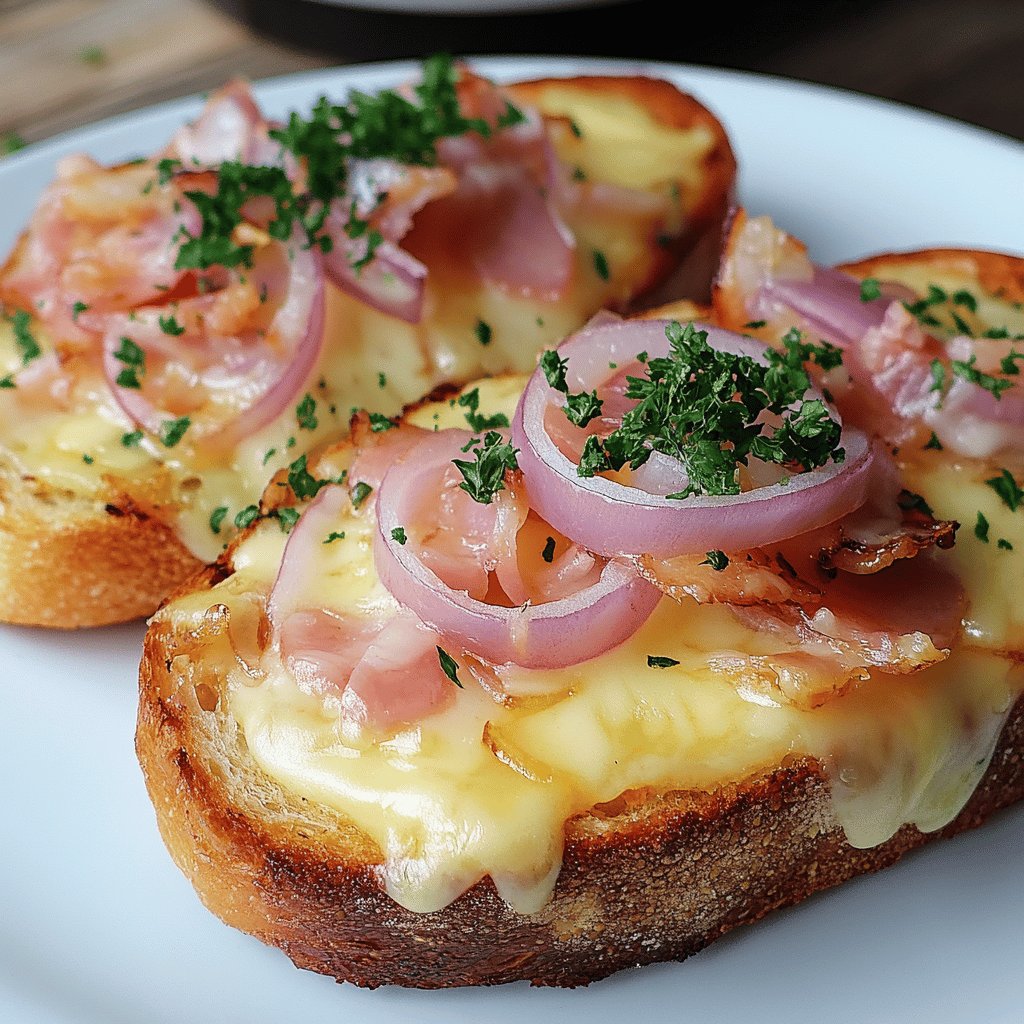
{"left": 156, "top": 378, "right": 1024, "bottom": 915}
{"left": 0, "top": 85, "right": 710, "bottom": 562}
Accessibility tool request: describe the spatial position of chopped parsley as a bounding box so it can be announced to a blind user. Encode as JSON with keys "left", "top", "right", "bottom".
{"left": 592, "top": 248, "right": 610, "bottom": 281}
{"left": 287, "top": 453, "right": 336, "bottom": 500}
{"left": 897, "top": 489, "right": 934, "bottom": 517}
{"left": 351, "top": 481, "right": 373, "bottom": 508}
{"left": 904, "top": 284, "right": 949, "bottom": 329}
{"left": 950, "top": 354, "right": 1014, "bottom": 400}
{"left": 575, "top": 322, "right": 845, "bottom": 498}
{"left": 647, "top": 655, "right": 680, "bottom": 669}
{"left": 0, "top": 132, "right": 26, "bottom": 156}
{"left": 158, "top": 312, "right": 185, "bottom": 336}
{"left": 568, "top": 118, "right": 583, "bottom": 138}
{"left": 998, "top": 538, "right": 1014, "bottom": 551}
{"left": 11, "top": 310, "right": 41, "bottom": 365}
{"left": 275, "top": 506, "right": 300, "bottom": 532}
{"left": 377, "top": 371, "right": 387, "bottom": 388}
{"left": 0, "top": 376, "right": 14, "bottom": 389}
{"left": 743, "top": 320, "right": 767, "bottom": 330}
{"left": 262, "top": 447, "right": 277, "bottom": 465}
{"left": 436, "top": 645, "right": 463, "bottom": 688}
{"left": 368, "top": 412, "right": 395, "bottom": 432}
{"left": 452, "top": 430, "right": 518, "bottom": 504}
{"left": 474, "top": 319, "right": 492, "bottom": 346}
{"left": 859, "top": 277, "right": 882, "bottom": 302}
{"left": 541, "top": 536, "right": 556, "bottom": 563}
{"left": 159, "top": 416, "right": 190, "bottom": 447}
{"left": 985, "top": 469, "right": 1024, "bottom": 512}
{"left": 700, "top": 549, "right": 730, "bottom": 571}
{"left": 113, "top": 336, "right": 145, "bottom": 389}
{"left": 390, "top": 526, "right": 408, "bottom": 545}
{"left": 71, "top": 301, "right": 89, "bottom": 322}
{"left": 296, "top": 393, "right": 318, "bottom": 431}
{"left": 539, "top": 348, "right": 603, "bottom": 428}
{"left": 924, "top": 431, "right": 944, "bottom": 451}
{"left": 82, "top": 453, "right": 94, "bottom": 465}
{"left": 457, "top": 387, "right": 509, "bottom": 431}
{"left": 953, "top": 289, "right": 978, "bottom": 313}
{"left": 121, "top": 430, "right": 143, "bottom": 447}
{"left": 234, "top": 504, "right": 261, "bottom": 529}
{"left": 975, "top": 511, "right": 990, "bottom": 543}
{"left": 209, "top": 506, "right": 229, "bottom": 534}
{"left": 323, "top": 530, "right": 346, "bottom": 544}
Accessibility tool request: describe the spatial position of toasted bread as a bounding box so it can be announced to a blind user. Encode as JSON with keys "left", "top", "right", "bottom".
{"left": 137, "top": 293, "right": 1023, "bottom": 987}
{"left": 0, "top": 67, "right": 735, "bottom": 629}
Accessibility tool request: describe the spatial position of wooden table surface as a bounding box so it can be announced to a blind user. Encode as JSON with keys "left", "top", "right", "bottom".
{"left": 2, "top": 0, "right": 1023, "bottom": 149}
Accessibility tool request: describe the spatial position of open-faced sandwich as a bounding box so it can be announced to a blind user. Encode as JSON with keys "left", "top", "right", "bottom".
{"left": 0, "top": 56, "right": 734, "bottom": 627}
{"left": 137, "top": 224, "right": 1024, "bottom": 986}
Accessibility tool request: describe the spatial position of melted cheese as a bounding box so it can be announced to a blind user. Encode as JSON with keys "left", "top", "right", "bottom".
{"left": 158, "top": 379, "right": 1024, "bottom": 915}
{"left": 0, "top": 86, "right": 713, "bottom": 562}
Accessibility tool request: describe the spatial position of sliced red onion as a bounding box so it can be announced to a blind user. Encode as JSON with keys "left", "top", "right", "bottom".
{"left": 373, "top": 430, "right": 660, "bottom": 669}
{"left": 324, "top": 237, "right": 427, "bottom": 324}
{"left": 103, "top": 223, "right": 324, "bottom": 446}
{"left": 512, "top": 318, "right": 875, "bottom": 558}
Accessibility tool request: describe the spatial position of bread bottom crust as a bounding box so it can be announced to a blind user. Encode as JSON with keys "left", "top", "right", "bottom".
{"left": 136, "top": 611, "right": 1024, "bottom": 989}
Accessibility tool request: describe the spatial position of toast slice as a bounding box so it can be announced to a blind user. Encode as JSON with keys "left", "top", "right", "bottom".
{"left": 137, "top": 298, "right": 1023, "bottom": 988}
{"left": 0, "top": 63, "right": 735, "bottom": 628}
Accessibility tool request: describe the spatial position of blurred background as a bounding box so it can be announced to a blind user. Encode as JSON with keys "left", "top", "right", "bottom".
{"left": 1, "top": 0, "right": 1022, "bottom": 149}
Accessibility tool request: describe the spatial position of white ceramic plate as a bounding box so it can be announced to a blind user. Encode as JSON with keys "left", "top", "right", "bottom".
{"left": 1, "top": 57, "right": 1022, "bottom": 1024}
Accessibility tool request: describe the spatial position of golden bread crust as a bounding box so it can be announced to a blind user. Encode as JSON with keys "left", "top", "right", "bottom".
{"left": 137, "top": 600, "right": 1024, "bottom": 988}
{"left": 0, "top": 461, "right": 200, "bottom": 628}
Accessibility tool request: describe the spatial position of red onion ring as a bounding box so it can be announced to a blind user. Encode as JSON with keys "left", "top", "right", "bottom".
{"left": 512, "top": 318, "right": 875, "bottom": 558}
{"left": 103, "top": 222, "right": 324, "bottom": 446}
{"left": 373, "top": 430, "right": 660, "bottom": 669}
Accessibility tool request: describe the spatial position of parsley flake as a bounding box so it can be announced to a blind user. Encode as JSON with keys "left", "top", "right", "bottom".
{"left": 592, "top": 248, "right": 610, "bottom": 281}
{"left": 898, "top": 490, "right": 934, "bottom": 516}
{"left": 209, "top": 506, "right": 229, "bottom": 534}
{"left": 377, "top": 371, "right": 387, "bottom": 389}
{"left": 234, "top": 504, "right": 261, "bottom": 529}
{"left": 452, "top": 430, "right": 518, "bottom": 504}
{"left": 985, "top": 469, "right": 1024, "bottom": 512}
{"left": 474, "top": 318, "right": 492, "bottom": 346}
{"left": 0, "top": 131, "right": 27, "bottom": 156}
{"left": 390, "top": 526, "right": 408, "bottom": 545}
{"left": 859, "top": 278, "right": 882, "bottom": 302}
{"left": 924, "top": 431, "right": 944, "bottom": 451}
{"left": 296, "top": 393, "right": 318, "bottom": 431}
{"left": 647, "top": 655, "right": 680, "bottom": 669}
{"left": 436, "top": 645, "right": 463, "bottom": 688}
{"left": 323, "top": 530, "right": 346, "bottom": 544}
{"left": 113, "top": 336, "right": 145, "bottom": 389}
{"left": 351, "top": 481, "right": 373, "bottom": 508}
{"left": 275, "top": 506, "right": 300, "bottom": 532}
{"left": 458, "top": 387, "right": 509, "bottom": 431}
{"left": 11, "top": 310, "right": 41, "bottom": 365}
{"left": 121, "top": 430, "right": 143, "bottom": 448}
{"left": 700, "top": 549, "right": 730, "bottom": 571}
{"left": 71, "top": 301, "right": 89, "bottom": 322}
{"left": 368, "top": 412, "right": 395, "bottom": 432}
{"left": 975, "top": 511, "right": 990, "bottom": 543}
{"left": 158, "top": 312, "right": 185, "bottom": 336}
{"left": 998, "top": 538, "right": 1014, "bottom": 551}
{"left": 159, "top": 416, "right": 190, "bottom": 448}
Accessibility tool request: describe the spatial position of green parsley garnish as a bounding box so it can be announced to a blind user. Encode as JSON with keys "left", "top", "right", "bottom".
{"left": 121, "top": 430, "right": 143, "bottom": 447}
{"left": 368, "top": 412, "right": 395, "bottom": 432}
{"left": 953, "top": 289, "right": 978, "bottom": 313}
{"left": 209, "top": 506, "right": 229, "bottom": 534}
{"left": 985, "top": 469, "right": 1024, "bottom": 512}
{"left": 457, "top": 387, "right": 509, "bottom": 432}
{"left": 82, "top": 454, "right": 94, "bottom": 465}
{"left": 571, "top": 166, "right": 587, "bottom": 182}
{"left": 11, "top": 310, "right": 41, "bottom": 365}
{"left": 998, "top": 538, "right": 1014, "bottom": 551}
{"left": 391, "top": 526, "right": 408, "bottom": 545}
{"left": 287, "top": 454, "right": 334, "bottom": 500}
{"left": 950, "top": 355, "right": 1014, "bottom": 400}
{"left": 323, "top": 530, "right": 346, "bottom": 544}
{"left": 975, "top": 511, "right": 990, "bottom": 543}
{"left": 743, "top": 320, "right": 767, "bottom": 330}
{"left": 700, "top": 549, "right": 729, "bottom": 571}
{"left": 592, "top": 248, "right": 610, "bottom": 281}
{"left": 474, "top": 319, "right": 492, "bottom": 346}
{"left": 71, "top": 301, "right": 89, "bottom": 322}
{"left": 647, "top": 655, "right": 680, "bottom": 669}
{"left": 351, "top": 481, "right": 373, "bottom": 508}
{"left": 452, "top": 430, "right": 518, "bottom": 504}
{"left": 262, "top": 447, "right": 277, "bottom": 465}
{"left": 275, "top": 506, "right": 300, "bottom": 532}
{"left": 113, "top": 336, "right": 145, "bottom": 389}
{"left": 0, "top": 375, "right": 15, "bottom": 389}
{"left": 234, "top": 505, "right": 261, "bottom": 529}
{"left": 159, "top": 416, "right": 190, "bottom": 448}
{"left": 0, "top": 131, "right": 27, "bottom": 156}
{"left": 158, "top": 312, "right": 185, "bottom": 336}
{"left": 904, "top": 284, "right": 948, "bottom": 329}
{"left": 897, "top": 489, "right": 934, "bottom": 517}
{"left": 436, "top": 645, "right": 463, "bottom": 688}
{"left": 576, "top": 322, "right": 845, "bottom": 498}
{"left": 296, "top": 393, "right": 318, "bottom": 431}
{"left": 568, "top": 119, "right": 583, "bottom": 138}
{"left": 859, "top": 278, "right": 882, "bottom": 302}
{"left": 377, "top": 371, "right": 387, "bottom": 388}
{"left": 539, "top": 348, "right": 604, "bottom": 428}
{"left": 79, "top": 45, "right": 107, "bottom": 67}
{"left": 541, "top": 536, "right": 556, "bottom": 563}
{"left": 924, "top": 431, "right": 944, "bottom": 451}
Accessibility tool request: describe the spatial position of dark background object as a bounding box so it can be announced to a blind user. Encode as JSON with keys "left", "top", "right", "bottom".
{"left": 239, "top": 0, "right": 1024, "bottom": 140}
